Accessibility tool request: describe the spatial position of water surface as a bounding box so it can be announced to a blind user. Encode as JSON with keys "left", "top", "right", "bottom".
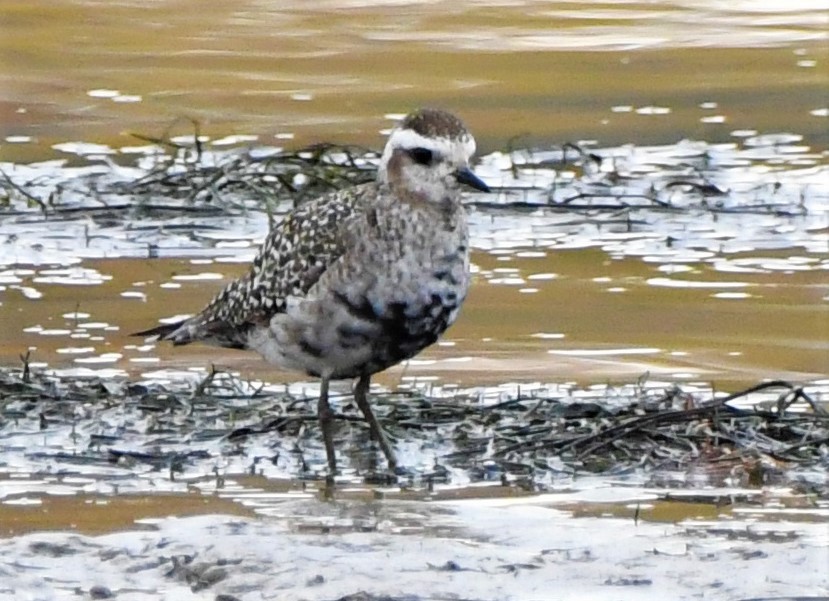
{"left": 2, "top": 0, "right": 827, "bottom": 163}
{"left": 0, "top": 4, "right": 827, "bottom": 598}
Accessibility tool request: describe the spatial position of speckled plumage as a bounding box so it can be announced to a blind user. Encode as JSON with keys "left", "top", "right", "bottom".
{"left": 136, "top": 108, "right": 490, "bottom": 474}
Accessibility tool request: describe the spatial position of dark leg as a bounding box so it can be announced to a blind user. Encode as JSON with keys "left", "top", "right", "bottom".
{"left": 317, "top": 376, "right": 337, "bottom": 475}
{"left": 353, "top": 375, "right": 397, "bottom": 470}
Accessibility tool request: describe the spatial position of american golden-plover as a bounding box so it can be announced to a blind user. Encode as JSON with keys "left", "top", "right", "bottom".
{"left": 136, "top": 108, "right": 490, "bottom": 474}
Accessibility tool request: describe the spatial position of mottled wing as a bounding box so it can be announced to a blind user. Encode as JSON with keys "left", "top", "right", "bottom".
{"left": 139, "top": 183, "right": 376, "bottom": 348}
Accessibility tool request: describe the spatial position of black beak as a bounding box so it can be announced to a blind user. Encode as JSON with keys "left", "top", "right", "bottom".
{"left": 455, "top": 167, "right": 490, "bottom": 193}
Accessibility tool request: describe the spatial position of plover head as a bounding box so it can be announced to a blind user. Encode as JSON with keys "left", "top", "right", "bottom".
{"left": 378, "top": 108, "right": 490, "bottom": 198}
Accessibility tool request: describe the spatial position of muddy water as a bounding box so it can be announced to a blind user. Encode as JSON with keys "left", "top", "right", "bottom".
{"left": 1, "top": 0, "right": 826, "bottom": 389}
{"left": 1, "top": 1, "right": 828, "bottom": 165}
{"left": 2, "top": 250, "right": 826, "bottom": 388}
{"left": 1, "top": 3, "right": 828, "bottom": 597}
{"left": 1, "top": 478, "right": 827, "bottom": 600}
{"left": 0, "top": 491, "right": 255, "bottom": 537}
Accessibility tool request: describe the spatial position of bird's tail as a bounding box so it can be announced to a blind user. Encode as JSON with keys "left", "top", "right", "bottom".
{"left": 132, "top": 319, "right": 192, "bottom": 345}
{"left": 133, "top": 317, "right": 249, "bottom": 350}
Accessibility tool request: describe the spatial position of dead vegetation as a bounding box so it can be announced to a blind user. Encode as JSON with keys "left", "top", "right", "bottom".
{"left": 1, "top": 123, "right": 826, "bottom": 492}
{"left": 1, "top": 364, "right": 826, "bottom": 494}
{"left": 114, "top": 140, "right": 378, "bottom": 212}
{"left": 1, "top": 122, "right": 820, "bottom": 221}
{"left": 0, "top": 125, "right": 378, "bottom": 220}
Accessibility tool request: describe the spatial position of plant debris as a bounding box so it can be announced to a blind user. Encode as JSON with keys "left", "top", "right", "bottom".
{"left": 1, "top": 365, "right": 826, "bottom": 495}
{"left": 1, "top": 123, "right": 825, "bottom": 222}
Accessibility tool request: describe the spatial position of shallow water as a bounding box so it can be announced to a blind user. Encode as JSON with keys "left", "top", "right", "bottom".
{"left": 1, "top": 249, "right": 826, "bottom": 389}
{"left": 2, "top": 131, "right": 827, "bottom": 387}
{"left": 1, "top": 2, "right": 828, "bottom": 599}
{"left": 1, "top": 0, "right": 827, "bottom": 163}
{"left": 1, "top": 4, "right": 826, "bottom": 389}
{"left": 1, "top": 480, "right": 827, "bottom": 600}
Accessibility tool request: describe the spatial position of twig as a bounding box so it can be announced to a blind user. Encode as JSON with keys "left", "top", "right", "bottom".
{"left": 0, "top": 169, "right": 48, "bottom": 215}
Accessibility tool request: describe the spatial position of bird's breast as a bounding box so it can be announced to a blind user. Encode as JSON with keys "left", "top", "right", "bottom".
{"left": 324, "top": 228, "right": 469, "bottom": 377}
{"left": 257, "top": 200, "right": 471, "bottom": 380}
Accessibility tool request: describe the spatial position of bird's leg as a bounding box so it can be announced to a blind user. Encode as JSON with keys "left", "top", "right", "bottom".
{"left": 354, "top": 375, "right": 397, "bottom": 470}
{"left": 317, "top": 376, "right": 338, "bottom": 476}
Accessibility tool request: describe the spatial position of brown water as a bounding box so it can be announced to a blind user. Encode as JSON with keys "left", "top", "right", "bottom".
{"left": 1, "top": 0, "right": 827, "bottom": 164}
{"left": 0, "top": 490, "right": 255, "bottom": 537}
{"left": 0, "top": 0, "right": 825, "bottom": 408}
{"left": 0, "top": 3, "right": 827, "bottom": 584}
{"left": 2, "top": 250, "right": 826, "bottom": 388}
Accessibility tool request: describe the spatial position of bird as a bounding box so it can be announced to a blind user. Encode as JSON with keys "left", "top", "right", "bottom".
{"left": 134, "top": 108, "right": 490, "bottom": 476}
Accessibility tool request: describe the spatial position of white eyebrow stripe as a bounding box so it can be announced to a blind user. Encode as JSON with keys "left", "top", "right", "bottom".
{"left": 382, "top": 127, "right": 477, "bottom": 167}
{"left": 387, "top": 128, "right": 453, "bottom": 154}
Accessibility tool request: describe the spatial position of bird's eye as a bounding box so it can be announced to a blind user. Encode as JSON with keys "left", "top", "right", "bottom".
{"left": 407, "top": 147, "right": 434, "bottom": 166}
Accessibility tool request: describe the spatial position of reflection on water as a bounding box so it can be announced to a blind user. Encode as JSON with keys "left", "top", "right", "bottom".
{"left": 1, "top": 5, "right": 826, "bottom": 597}
{"left": 0, "top": 488, "right": 824, "bottom": 599}
{"left": 1, "top": 0, "right": 827, "bottom": 162}
{"left": 1, "top": 246, "right": 825, "bottom": 388}
{"left": 1, "top": 130, "right": 827, "bottom": 387}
